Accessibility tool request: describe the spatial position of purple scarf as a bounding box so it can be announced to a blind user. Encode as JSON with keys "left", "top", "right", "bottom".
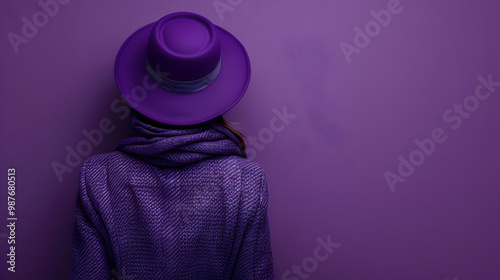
{"left": 115, "top": 111, "right": 246, "bottom": 166}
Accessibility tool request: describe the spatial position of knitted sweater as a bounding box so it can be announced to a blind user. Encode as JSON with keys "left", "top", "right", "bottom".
{"left": 69, "top": 112, "right": 274, "bottom": 279}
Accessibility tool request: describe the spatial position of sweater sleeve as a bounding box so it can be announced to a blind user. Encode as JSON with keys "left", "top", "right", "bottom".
{"left": 69, "top": 160, "right": 113, "bottom": 279}
{"left": 232, "top": 170, "right": 275, "bottom": 280}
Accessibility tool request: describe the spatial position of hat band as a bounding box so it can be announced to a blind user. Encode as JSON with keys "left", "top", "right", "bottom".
{"left": 145, "top": 58, "right": 222, "bottom": 93}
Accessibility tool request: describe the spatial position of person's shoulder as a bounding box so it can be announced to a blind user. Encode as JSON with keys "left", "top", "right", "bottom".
{"left": 223, "top": 156, "right": 269, "bottom": 211}
{"left": 217, "top": 156, "right": 268, "bottom": 195}
{"left": 222, "top": 155, "right": 266, "bottom": 177}
{"left": 78, "top": 151, "right": 145, "bottom": 195}
{"left": 81, "top": 151, "right": 138, "bottom": 169}
{"left": 79, "top": 151, "right": 136, "bottom": 181}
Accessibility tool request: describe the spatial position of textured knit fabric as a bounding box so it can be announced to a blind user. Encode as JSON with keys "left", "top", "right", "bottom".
{"left": 69, "top": 111, "right": 274, "bottom": 279}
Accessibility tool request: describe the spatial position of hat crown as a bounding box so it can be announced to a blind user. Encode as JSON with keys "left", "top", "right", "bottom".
{"left": 147, "top": 12, "right": 221, "bottom": 82}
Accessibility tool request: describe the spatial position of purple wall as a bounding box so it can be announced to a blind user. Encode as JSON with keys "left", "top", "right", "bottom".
{"left": 1, "top": 0, "right": 499, "bottom": 279}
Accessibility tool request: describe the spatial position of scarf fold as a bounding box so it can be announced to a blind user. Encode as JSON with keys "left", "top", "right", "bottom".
{"left": 115, "top": 111, "right": 246, "bottom": 167}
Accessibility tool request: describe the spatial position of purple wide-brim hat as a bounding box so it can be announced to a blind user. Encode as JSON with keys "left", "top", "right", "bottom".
{"left": 115, "top": 12, "right": 251, "bottom": 126}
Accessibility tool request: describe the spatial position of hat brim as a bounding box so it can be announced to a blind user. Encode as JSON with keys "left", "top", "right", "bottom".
{"left": 115, "top": 22, "right": 251, "bottom": 126}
